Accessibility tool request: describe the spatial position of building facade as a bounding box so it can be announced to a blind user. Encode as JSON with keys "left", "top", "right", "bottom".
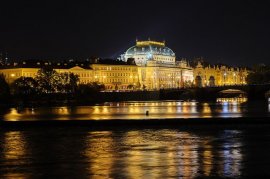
{"left": 0, "top": 64, "right": 95, "bottom": 84}
{"left": 123, "top": 40, "right": 194, "bottom": 89}
{"left": 0, "top": 40, "right": 249, "bottom": 91}
{"left": 193, "top": 62, "right": 248, "bottom": 87}
{"left": 90, "top": 63, "right": 139, "bottom": 90}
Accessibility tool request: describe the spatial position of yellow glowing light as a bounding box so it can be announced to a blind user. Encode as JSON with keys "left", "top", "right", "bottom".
{"left": 11, "top": 74, "right": 15, "bottom": 77}
{"left": 136, "top": 40, "right": 165, "bottom": 47}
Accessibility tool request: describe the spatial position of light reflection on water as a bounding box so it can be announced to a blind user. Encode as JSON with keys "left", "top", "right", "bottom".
{"left": 0, "top": 131, "right": 30, "bottom": 178}
{"left": 1, "top": 99, "right": 265, "bottom": 121}
{"left": 219, "top": 130, "right": 243, "bottom": 177}
{"left": 268, "top": 98, "right": 270, "bottom": 112}
{"left": 0, "top": 129, "right": 245, "bottom": 178}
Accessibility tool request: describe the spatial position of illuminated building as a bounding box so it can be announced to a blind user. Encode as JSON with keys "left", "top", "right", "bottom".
{"left": 0, "top": 61, "right": 138, "bottom": 90}
{"left": 0, "top": 63, "right": 94, "bottom": 84}
{"left": 193, "top": 61, "right": 248, "bottom": 87}
{"left": 90, "top": 63, "right": 139, "bottom": 90}
{"left": 0, "top": 40, "right": 249, "bottom": 91}
{"left": 123, "top": 39, "right": 194, "bottom": 89}
{"left": 124, "top": 40, "right": 176, "bottom": 66}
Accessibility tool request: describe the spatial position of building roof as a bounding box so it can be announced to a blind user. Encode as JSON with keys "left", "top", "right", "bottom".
{"left": 0, "top": 58, "right": 137, "bottom": 70}
{"left": 0, "top": 60, "right": 93, "bottom": 70}
{"left": 125, "top": 40, "right": 175, "bottom": 57}
{"left": 96, "top": 59, "right": 137, "bottom": 66}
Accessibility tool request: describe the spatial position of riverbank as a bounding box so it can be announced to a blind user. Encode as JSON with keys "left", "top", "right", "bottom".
{"left": 1, "top": 86, "right": 269, "bottom": 108}
{"left": 0, "top": 91, "right": 163, "bottom": 108}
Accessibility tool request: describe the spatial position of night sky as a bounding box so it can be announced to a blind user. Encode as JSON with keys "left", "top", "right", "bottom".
{"left": 0, "top": 0, "right": 270, "bottom": 66}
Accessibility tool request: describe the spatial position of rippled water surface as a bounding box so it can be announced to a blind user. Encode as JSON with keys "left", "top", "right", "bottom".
{"left": 1, "top": 128, "right": 270, "bottom": 178}
{"left": 0, "top": 100, "right": 270, "bottom": 178}
{"left": 1, "top": 100, "right": 269, "bottom": 121}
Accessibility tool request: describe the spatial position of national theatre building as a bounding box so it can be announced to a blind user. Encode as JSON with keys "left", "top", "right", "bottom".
{"left": 0, "top": 39, "right": 248, "bottom": 91}
{"left": 123, "top": 40, "right": 194, "bottom": 89}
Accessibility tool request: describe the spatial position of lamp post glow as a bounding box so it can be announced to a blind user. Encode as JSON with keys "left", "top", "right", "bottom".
{"left": 223, "top": 72, "right": 227, "bottom": 85}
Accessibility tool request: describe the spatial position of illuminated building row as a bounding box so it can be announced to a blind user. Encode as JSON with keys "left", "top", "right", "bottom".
{"left": 0, "top": 40, "right": 248, "bottom": 90}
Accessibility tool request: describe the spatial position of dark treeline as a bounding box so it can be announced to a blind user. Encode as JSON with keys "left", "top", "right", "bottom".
{"left": 0, "top": 68, "right": 105, "bottom": 107}
{"left": 247, "top": 64, "right": 270, "bottom": 84}
{"left": 0, "top": 74, "right": 10, "bottom": 103}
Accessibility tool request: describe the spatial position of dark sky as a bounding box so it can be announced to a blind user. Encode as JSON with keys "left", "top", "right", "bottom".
{"left": 0, "top": 0, "right": 270, "bottom": 66}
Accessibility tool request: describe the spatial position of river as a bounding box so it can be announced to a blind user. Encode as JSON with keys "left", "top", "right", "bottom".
{"left": 1, "top": 99, "right": 269, "bottom": 121}
{"left": 0, "top": 99, "right": 270, "bottom": 178}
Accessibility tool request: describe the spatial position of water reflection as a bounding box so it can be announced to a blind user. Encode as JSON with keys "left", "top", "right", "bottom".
{"left": 219, "top": 130, "right": 243, "bottom": 177}
{"left": 219, "top": 102, "right": 242, "bottom": 118}
{"left": 268, "top": 98, "right": 270, "bottom": 112}
{"left": 0, "top": 131, "right": 30, "bottom": 178}
{"left": 84, "top": 131, "right": 115, "bottom": 178}
{"left": 0, "top": 129, "right": 244, "bottom": 178}
{"left": 0, "top": 100, "right": 255, "bottom": 121}
{"left": 3, "top": 108, "right": 22, "bottom": 121}
{"left": 202, "top": 140, "right": 213, "bottom": 176}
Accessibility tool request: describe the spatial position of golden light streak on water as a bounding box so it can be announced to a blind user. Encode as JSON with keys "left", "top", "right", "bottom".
{"left": 1, "top": 131, "right": 30, "bottom": 179}
{"left": 84, "top": 131, "right": 114, "bottom": 178}
{"left": 0, "top": 128, "right": 247, "bottom": 178}
{"left": 202, "top": 140, "right": 213, "bottom": 176}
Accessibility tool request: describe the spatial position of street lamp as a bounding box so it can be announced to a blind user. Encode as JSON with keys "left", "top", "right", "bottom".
{"left": 223, "top": 72, "right": 227, "bottom": 85}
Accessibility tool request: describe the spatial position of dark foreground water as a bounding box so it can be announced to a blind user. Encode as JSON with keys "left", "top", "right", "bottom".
{"left": 1, "top": 127, "right": 270, "bottom": 178}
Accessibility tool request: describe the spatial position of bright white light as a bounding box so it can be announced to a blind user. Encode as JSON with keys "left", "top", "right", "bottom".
{"left": 147, "top": 53, "right": 153, "bottom": 59}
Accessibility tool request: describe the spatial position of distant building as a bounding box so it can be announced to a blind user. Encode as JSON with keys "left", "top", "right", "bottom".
{"left": 0, "top": 40, "right": 249, "bottom": 91}
{"left": 0, "top": 60, "right": 139, "bottom": 91}
{"left": 124, "top": 40, "right": 176, "bottom": 66}
{"left": 123, "top": 39, "right": 194, "bottom": 89}
{"left": 0, "top": 61, "right": 93, "bottom": 84}
{"left": 193, "top": 61, "right": 248, "bottom": 87}
{"left": 89, "top": 62, "right": 139, "bottom": 90}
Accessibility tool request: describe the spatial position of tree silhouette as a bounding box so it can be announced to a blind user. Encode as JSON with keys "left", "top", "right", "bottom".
{"left": 0, "top": 74, "right": 10, "bottom": 102}
{"left": 11, "top": 77, "right": 38, "bottom": 95}
{"left": 247, "top": 65, "right": 270, "bottom": 84}
{"left": 35, "top": 68, "right": 79, "bottom": 93}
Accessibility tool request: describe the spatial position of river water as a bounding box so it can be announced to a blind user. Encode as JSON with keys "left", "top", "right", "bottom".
{"left": 1, "top": 127, "right": 270, "bottom": 178}
{"left": 1, "top": 99, "right": 269, "bottom": 121}
{"left": 0, "top": 100, "right": 270, "bottom": 178}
